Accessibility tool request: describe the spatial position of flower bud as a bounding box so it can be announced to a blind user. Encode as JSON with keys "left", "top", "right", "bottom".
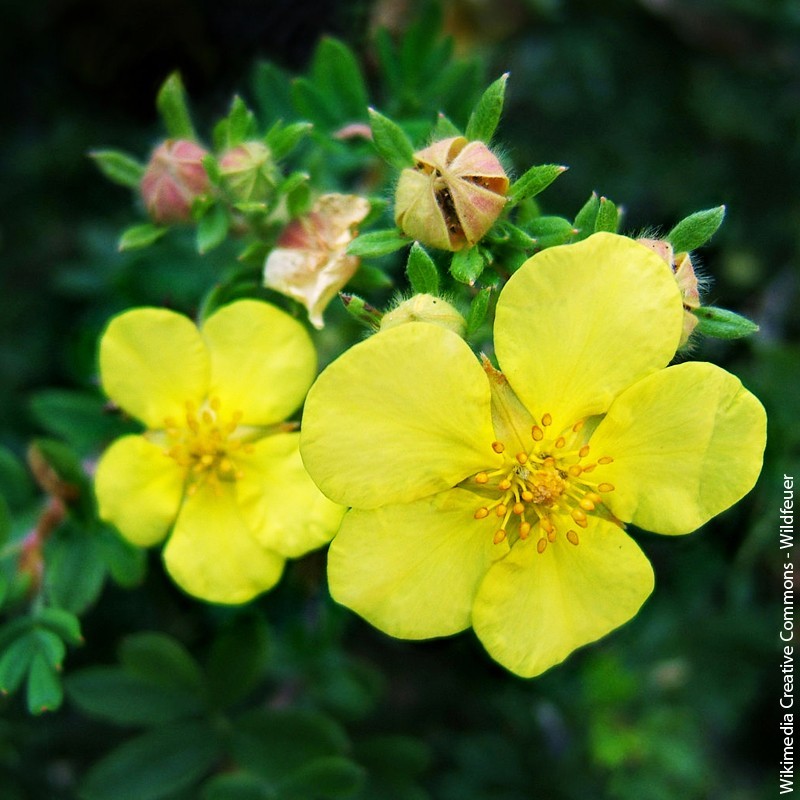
{"left": 264, "top": 194, "right": 371, "bottom": 329}
{"left": 218, "top": 141, "right": 280, "bottom": 203}
{"left": 637, "top": 237, "right": 701, "bottom": 345}
{"left": 395, "top": 136, "right": 509, "bottom": 251}
{"left": 140, "top": 139, "right": 210, "bottom": 224}
{"left": 380, "top": 294, "right": 466, "bottom": 337}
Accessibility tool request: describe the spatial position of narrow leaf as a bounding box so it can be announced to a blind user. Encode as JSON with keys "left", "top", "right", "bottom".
{"left": 27, "top": 652, "right": 63, "bottom": 714}
{"left": 156, "top": 72, "right": 196, "bottom": 140}
{"left": 594, "top": 197, "right": 619, "bottom": 233}
{"left": 367, "top": 108, "right": 415, "bottom": 170}
{"left": 196, "top": 204, "right": 230, "bottom": 254}
{"left": 346, "top": 229, "right": 409, "bottom": 258}
{"left": 120, "top": 632, "right": 204, "bottom": 694}
{"left": 667, "top": 205, "right": 726, "bottom": 252}
{"left": 311, "top": 38, "right": 369, "bottom": 120}
{"left": 406, "top": 243, "right": 440, "bottom": 294}
{"left": 466, "top": 288, "right": 492, "bottom": 336}
{"left": 0, "top": 634, "right": 36, "bottom": 694}
{"left": 118, "top": 223, "right": 168, "bottom": 252}
{"left": 90, "top": 150, "right": 145, "bottom": 188}
{"left": 450, "top": 247, "right": 485, "bottom": 285}
{"left": 507, "top": 164, "right": 567, "bottom": 205}
{"left": 35, "top": 607, "right": 83, "bottom": 645}
{"left": 465, "top": 73, "right": 509, "bottom": 143}
{"left": 692, "top": 306, "right": 759, "bottom": 339}
{"left": 528, "top": 215, "right": 577, "bottom": 248}
{"left": 265, "top": 121, "right": 312, "bottom": 160}
{"left": 573, "top": 192, "right": 600, "bottom": 240}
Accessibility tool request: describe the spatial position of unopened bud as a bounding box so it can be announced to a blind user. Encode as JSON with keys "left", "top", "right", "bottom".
{"left": 140, "top": 139, "right": 210, "bottom": 224}
{"left": 218, "top": 141, "right": 280, "bottom": 203}
{"left": 637, "top": 237, "right": 702, "bottom": 346}
{"left": 380, "top": 294, "right": 466, "bottom": 336}
{"left": 395, "top": 136, "right": 509, "bottom": 252}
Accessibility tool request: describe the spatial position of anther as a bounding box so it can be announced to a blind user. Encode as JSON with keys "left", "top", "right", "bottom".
{"left": 580, "top": 498, "right": 596, "bottom": 511}
{"left": 498, "top": 478, "right": 512, "bottom": 491}
{"left": 566, "top": 530, "right": 580, "bottom": 546}
{"left": 493, "top": 529, "right": 507, "bottom": 545}
{"left": 571, "top": 508, "right": 587, "bottom": 524}
{"left": 492, "top": 441, "right": 505, "bottom": 453}
{"left": 537, "top": 538, "right": 547, "bottom": 553}
{"left": 531, "top": 426, "right": 544, "bottom": 441}
{"left": 475, "top": 472, "right": 489, "bottom": 484}
{"left": 519, "top": 521, "right": 532, "bottom": 538}
{"left": 516, "top": 452, "right": 528, "bottom": 465}
{"left": 586, "top": 492, "right": 602, "bottom": 504}
{"left": 540, "top": 517, "right": 554, "bottom": 534}
{"left": 542, "top": 413, "right": 552, "bottom": 427}
{"left": 598, "top": 483, "right": 615, "bottom": 493}
{"left": 547, "top": 529, "right": 556, "bottom": 542}
{"left": 521, "top": 490, "right": 533, "bottom": 502}
{"left": 582, "top": 464, "right": 596, "bottom": 473}
{"left": 598, "top": 456, "right": 614, "bottom": 464}
{"left": 496, "top": 504, "right": 507, "bottom": 517}
{"left": 579, "top": 445, "right": 591, "bottom": 458}
{"left": 513, "top": 502, "right": 525, "bottom": 515}
{"left": 572, "top": 420, "right": 584, "bottom": 433}
{"left": 474, "top": 507, "right": 489, "bottom": 519}
{"left": 555, "top": 437, "right": 566, "bottom": 449}
{"left": 568, "top": 465, "right": 582, "bottom": 477}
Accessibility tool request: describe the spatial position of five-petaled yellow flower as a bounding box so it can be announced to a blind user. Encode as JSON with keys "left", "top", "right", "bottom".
{"left": 94, "top": 299, "right": 344, "bottom": 604}
{"left": 300, "top": 233, "right": 766, "bottom": 678}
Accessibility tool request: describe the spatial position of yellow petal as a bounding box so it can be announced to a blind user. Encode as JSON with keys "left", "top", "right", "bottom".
{"left": 201, "top": 299, "right": 317, "bottom": 426}
{"left": 494, "top": 233, "right": 684, "bottom": 430}
{"left": 100, "top": 308, "right": 209, "bottom": 429}
{"left": 300, "top": 323, "right": 500, "bottom": 509}
{"left": 94, "top": 435, "right": 183, "bottom": 546}
{"left": 588, "top": 361, "right": 766, "bottom": 534}
{"left": 327, "top": 488, "right": 509, "bottom": 639}
{"left": 163, "top": 483, "right": 285, "bottom": 604}
{"left": 472, "top": 517, "right": 654, "bottom": 678}
{"left": 235, "top": 432, "right": 345, "bottom": 558}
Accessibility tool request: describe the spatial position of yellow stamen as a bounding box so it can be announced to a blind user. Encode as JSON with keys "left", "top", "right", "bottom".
{"left": 513, "top": 502, "right": 525, "bottom": 515}
{"left": 568, "top": 465, "right": 582, "bottom": 477}
{"left": 475, "top": 472, "right": 489, "bottom": 484}
{"left": 496, "top": 504, "right": 508, "bottom": 517}
{"left": 537, "top": 538, "right": 547, "bottom": 553}
{"left": 531, "top": 426, "right": 544, "bottom": 441}
{"left": 493, "top": 529, "right": 507, "bottom": 545}
{"left": 598, "top": 456, "right": 614, "bottom": 464}
{"left": 542, "top": 413, "right": 552, "bottom": 426}
{"left": 516, "top": 452, "right": 528, "bottom": 465}
{"left": 598, "top": 483, "right": 615, "bottom": 493}
{"left": 566, "top": 529, "right": 580, "bottom": 546}
{"left": 492, "top": 441, "right": 505, "bottom": 454}
{"left": 519, "top": 521, "right": 531, "bottom": 538}
{"left": 579, "top": 445, "right": 591, "bottom": 458}
{"left": 474, "top": 507, "right": 489, "bottom": 519}
{"left": 555, "top": 437, "right": 566, "bottom": 449}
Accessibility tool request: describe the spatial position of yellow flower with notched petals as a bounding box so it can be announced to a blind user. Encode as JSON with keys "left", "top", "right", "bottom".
{"left": 300, "top": 232, "right": 766, "bottom": 678}
{"left": 94, "top": 299, "right": 344, "bottom": 604}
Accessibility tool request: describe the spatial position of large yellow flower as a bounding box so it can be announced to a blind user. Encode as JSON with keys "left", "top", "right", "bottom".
{"left": 94, "top": 299, "right": 344, "bottom": 604}
{"left": 300, "top": 233, "right": 766, "bottom": 677}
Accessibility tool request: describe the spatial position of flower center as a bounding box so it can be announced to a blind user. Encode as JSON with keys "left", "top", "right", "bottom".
{"left": 161, "top": 397, "right": 253, "bottom": 495}
{"left": 466, "top": 412, "right": 617, "bottom": 553}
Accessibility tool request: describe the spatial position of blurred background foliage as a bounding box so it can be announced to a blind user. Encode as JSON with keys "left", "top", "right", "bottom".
{"left": 0, "top": 0, "right": 798, "bottom": 797}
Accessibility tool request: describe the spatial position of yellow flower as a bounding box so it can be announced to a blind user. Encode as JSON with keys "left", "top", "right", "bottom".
{"left": 300, "top": 233, "right": 766, "bottom": 677}
{"left": 264, "top": 193, "right": 371, "bottom": 329}
{"left": 94, "top": 299, "right": 345, "bottom": 604}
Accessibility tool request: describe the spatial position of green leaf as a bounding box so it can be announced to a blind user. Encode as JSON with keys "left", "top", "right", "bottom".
{"left": 206, "top": 614, "right": 270, "bottom": 709}
{"left": 367, "top": 109, "right": 415, "bottom": 170}
{"left": 528, "top": 216, "right": 577, "bottom": 249}
{"left": 29, "top": 389, "right": 139, "bottom": 455}
{"left": 311, "top": 38, "right": 369, "bottom": 121}
{"left": 96, "top": 524, "right": 147, "bottom": 588}
{"left": 347, "top": 229, "right": 409, "bottom": 258}
{"left": 0, "top": 494, "right": 10, "bottom": 547}
{"left": 196, "top": 204, "right": 230, "bottom": 254}
{"left": 90, "top": 150, "right": 145, "bottom": 188}
{"left": 406, "top": 243, "right": 440, "bottom": 295}
{"left": 491, "top": 222, "right": 536, "bottom": 249}
{"left": 35, "top": 607, "right": 83, "bottom": 645}
{"left": 507, "top": 164, "right": 567, "bottom": 205}
{"left": 667, "top": 205, "right": 726, "bottom": 252}
{"left": 80, "top": 720, "right": 220, "bottom": 800}
{"left": 374, "top": 28, "right": 402, "bottom": 97}
{"left": 27, "top": 651, "right": 63, "bottom": 714}
{"left": 692, "top": 306, "right": 759, "bottom": 339}
{"left": 280, "top": 757, "right": 365, "bottom": 799}
{"left": 0, "top": 633, "right": 36, "bottom": 694}
{"left": 66, "top": 667, "right": 203, "bottom": 726}
{"left": 432, "top": 113, "right": 461, "bottom": 139}
{"left": 32, "top": 628, "right": 66, "bottom": 670}
{"left": 156, "top": 72, "right": 196, "bottom": 140}
{"left": 250, "top": 61, "right": 294, "bottom": 125}
{"left": 0, "top": 446, "right": 35, "bottom": 509}
{"left": 291, "top": 77, "right": 341, "bottom": 131}
{"left": 340, "top": 294, "right": 383, "bottom": 329}
{"left": 465, "top": 73, "right": 508, "bottom": 143}
{"left": 44, "top": 526, "right": 106, "bottom": 614}
{"left": 120, "top": 632, "right": 204, "bottom": 694}
{"left": 450, "top": 247, "right": 485, "bottom": 284}
{"left": 231, "top": 709, "right": 349, "bottom": 782}
{"left": 226, "top": 96, "right": 257, "bottom": 148}
{"left": 118, "top": 223, "right": 168, "bottom": 252}
{"left": 594, "top": 196, "right": 619, "bottom": 233}
{"left": 347, "top": 263, "right": 394, "bottom": 291}
{"left": 265, "top": 121, "right": 313, "bottom": 160}
{"left": 573, "top": 192, "right": 600, "bottom": 240}
{"left": 202, "top": 772, "right": 273, "bottom": 800}
{"left": 466, "top": 288, "right": 492, "bottom": 336}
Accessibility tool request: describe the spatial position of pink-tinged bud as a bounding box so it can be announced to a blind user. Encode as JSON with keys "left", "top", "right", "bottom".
{"left": 638, "top": 237, "right": 702, "bottom": 345}
{"left": 264, "top": 194, "right": 371, "bottom": 328}
{"left": 140, "top": 139, "right": 210, "bottom": 224}
{"left": 395, "top": 136, "right": 509, "bottom": 251}
{"left": 218, "top": 141, "right": 280, "bottom": 203}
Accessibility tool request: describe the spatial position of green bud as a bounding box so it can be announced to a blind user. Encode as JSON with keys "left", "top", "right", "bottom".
{"left": 380, "top": 294, "right": 466, "bottom": 337}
